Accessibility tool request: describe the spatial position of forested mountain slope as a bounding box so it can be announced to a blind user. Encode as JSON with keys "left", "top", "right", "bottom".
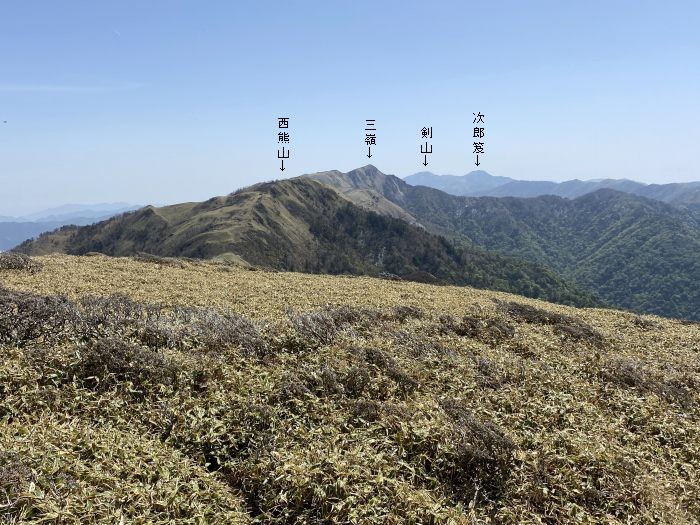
{"left": 309, "top": 166, "right": 700, "bottom": 319}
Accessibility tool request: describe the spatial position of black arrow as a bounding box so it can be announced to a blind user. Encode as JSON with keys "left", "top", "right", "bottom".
{"left": 280, "top": 159, "right": 285, "bottom": 171}
{"left": 367, "top": 147, "right": 372, "bottom": 158}
{"left": 423, "top": 155, "right": 428, "bottom": 166}
{"left": 475, "top": 154, "right": 480, "bottom": 167}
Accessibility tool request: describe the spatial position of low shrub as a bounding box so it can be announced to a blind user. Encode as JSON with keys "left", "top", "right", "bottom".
{"left": 274, "top": 373, "right": 314, "bottom": 407}
{"left": 0, "top": 450, "right": 34, "bottom": 521}
{"left": 439, "top": 400, "right": 516, "bottom": 501}
{"left": 497, "top": 301, "right": 566, "bottom": 325}
{"left": 187, "top": 308, "right": 266, "bottom": 354}
{"left": 349, "top": 399, "right": 383, "bottom": 423}
{"left": 439, "top": 314, "right": 515, "bottom": 345}
{"left": 133, "top": 252, "right": 187, "bottom": 268}
{"left": 139, "top": 306, "right": 267, "bottom": 355}
{"left": 342, "top": 365, "right": 371, "bottom": 398}
{"left": 79, "top": 294, "right": 150, "bottom": 338}
{"left": 290, "top": 311, "right": 340, "bottom": 346}
{"left": 75, "top": 337, "right": 178, "bottom": 395}
{"left": 301, "top": 365, "right": 346, "bottom": 397}
{"left": 600, "top": 357, "right": 696, "bottom": 408}
{"left": 632, "top": 316, "right": 658, "bottom": 330}
{"left": 0, "top": 287, "right": 78, "bottom": 346}
{"left": 0, "top": 252, "right": 42, "bottom": 273}
{"left": 387, "top": 305, "right": 423, "bottom": 322}
{"left": 552, "top": 321, "right": 605, "bottom": 346}
{"left": 476, "top": 356, "right": 504, "bottom": 389}
{"left": 363, "top": 347, "right": 419, "bottom": 397}
{"left": 497, "top": 300, "right": 604, "bottom": 346}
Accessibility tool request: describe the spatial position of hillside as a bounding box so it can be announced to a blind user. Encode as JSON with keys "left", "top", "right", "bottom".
{"left": 14, "top": 178, "right": 598, "bottom": 307}
{"left": 406, "top": 170, "right": 700, "bottom": 206}
{"left": 0, "top": 205, "right": 141, "bottom": 251}
{"left": 0, "top": 254, "right": 698, "bottom": 524}
{"left": 309, "top": 166, "right": 700, "bottom": 320}
{"left": 455, "top": 190, "right": 700, "bottom": 319}
{"left": 0, "top": 221, "right": 67, "bottom": 252}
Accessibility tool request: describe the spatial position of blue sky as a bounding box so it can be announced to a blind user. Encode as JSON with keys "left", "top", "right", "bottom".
{"left": 1, "top": 1, "right": 699, "bottom": 215}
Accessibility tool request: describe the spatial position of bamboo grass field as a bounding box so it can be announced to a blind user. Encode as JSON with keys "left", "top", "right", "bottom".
{"left": 1, "top": 254, "right": 699, "bottom": 523}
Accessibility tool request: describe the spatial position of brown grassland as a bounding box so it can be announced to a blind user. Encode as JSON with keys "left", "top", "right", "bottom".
{"left": 1, "top": 254, "right": 699, "bottom": 524}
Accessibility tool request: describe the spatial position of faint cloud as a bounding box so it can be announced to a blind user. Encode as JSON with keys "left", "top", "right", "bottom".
{"left": 0, "top": 82, "right": 144, "bottom": 94}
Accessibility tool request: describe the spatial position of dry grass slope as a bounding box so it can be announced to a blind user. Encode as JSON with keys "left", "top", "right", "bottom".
{"left": 0, "top": 255, "right": 698, "bottom": 524}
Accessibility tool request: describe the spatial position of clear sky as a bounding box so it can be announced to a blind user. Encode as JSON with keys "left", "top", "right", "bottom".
{"left": 1, "top": 1, "right": 699, "bottom": 216}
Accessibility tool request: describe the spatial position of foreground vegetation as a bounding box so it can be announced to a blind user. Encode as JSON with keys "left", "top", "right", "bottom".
{"left": 1, "top": 254, "right": 699, "bottom": 523}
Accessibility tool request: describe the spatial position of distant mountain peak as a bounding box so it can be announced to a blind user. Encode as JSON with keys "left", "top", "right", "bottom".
{"left": 465, "top": 169, "right": 494, "bottom": 178}
{"left": 405, "top": 170, "right": 699, "bottom": 205}
{"left": 404, "top": 170, "right": 514, "bottom": 196}
{"left": 0, "top": 203, "right": 143, "bottom": 251}
{"left": 345, "top": 164, "right": 389, "bottom": 182}
{"left": 19, "top": 202, "right": 138, "bottom": 221}
{"left": 354, "top": 164, "right": 383, "bottom": 174}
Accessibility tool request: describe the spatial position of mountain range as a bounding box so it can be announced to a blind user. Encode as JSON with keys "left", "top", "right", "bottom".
{"left": 15, "top": 178, "right": 598, "bottom": 307}
{"left": 310, "top": 166, "right": 700, "bottom": 319}
{"left": 405, "top": 170, "right": 700, "bottom": 209}
{"left": 15, "top": 166, "right": 700, "bottom": 319}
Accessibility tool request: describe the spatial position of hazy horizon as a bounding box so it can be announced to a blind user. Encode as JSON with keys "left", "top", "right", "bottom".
{"left": 5, "top": 163, "right": 699, "bottom": 219}
{"left": 2, "top": 1, "right": 699, "bottom": 216}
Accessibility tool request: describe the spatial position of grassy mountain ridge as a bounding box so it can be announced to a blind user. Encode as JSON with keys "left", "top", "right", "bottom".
{"left": 308, "top": 166, "right": 700, "bottom": 319}
{"left": 14, "top": 177, "right": 598, "bottom": 306}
